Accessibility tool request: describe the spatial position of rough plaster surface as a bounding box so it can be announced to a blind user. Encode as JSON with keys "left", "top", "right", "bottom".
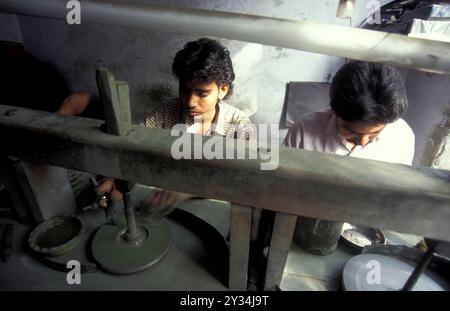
{"left": 432, "top": 126, "right": 450, "bottom": 170}
{"left": 402, "top": 70, "right": 450, "bottom": 166}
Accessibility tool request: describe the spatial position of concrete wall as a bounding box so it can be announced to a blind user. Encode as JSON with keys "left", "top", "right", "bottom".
{"left": 402, "top": 70, "right": 450, "bottom": 166}
{"left": 0, "top": 12, "right": 22, "bottom": 43}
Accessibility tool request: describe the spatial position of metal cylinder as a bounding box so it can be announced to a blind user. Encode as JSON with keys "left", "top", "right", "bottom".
{"left": 402, "top": 248, "right": 435, "bottom": 291}
{"left": 122, "top": 190, "right": 141, "bottom": 243}
{"left": 1, "top": 0, "right": 450, "bottom": 73}
{"left": 293, "top": 216, "right": 344, "bottom": 256}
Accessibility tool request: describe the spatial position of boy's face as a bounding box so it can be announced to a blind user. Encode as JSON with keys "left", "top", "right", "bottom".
{"left": 336, "top": 116, "right": 386, "bottom": 147}
{"left": 179, "top": 80, "right": 229, "bottom": 118}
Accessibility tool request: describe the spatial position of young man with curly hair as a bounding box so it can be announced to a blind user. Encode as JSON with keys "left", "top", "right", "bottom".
{"left": 98, "top": 38, "right": 254, "bottom": 214}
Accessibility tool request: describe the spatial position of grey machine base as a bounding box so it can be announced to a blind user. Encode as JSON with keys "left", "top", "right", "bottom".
{"left": 91, "top": 218, "right": 172, "bottom": 275}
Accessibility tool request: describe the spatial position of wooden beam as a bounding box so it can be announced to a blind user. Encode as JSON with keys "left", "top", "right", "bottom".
{"left": 263, "top": 213, "right": 297, "bottom": 290}
{"left": 1, "top": 105, "right": 450, "bottom": 241}
{"left": 96, "top": 68, "right": 132, "bottom": 136}
{"left": 229, "top": 203, "right": 253, "bottom": 290}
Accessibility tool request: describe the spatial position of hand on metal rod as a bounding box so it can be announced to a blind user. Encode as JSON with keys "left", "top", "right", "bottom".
{"left": 95, "top": 177, "right": 123, "bottom": 201}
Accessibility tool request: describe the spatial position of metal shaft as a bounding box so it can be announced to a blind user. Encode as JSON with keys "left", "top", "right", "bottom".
{"left": 114, "top": 179, "right": 142, "bottom": 244}
{"left": 1, "top": 0, "right": 450, "bottom": 73}
{"left": 402, "top": 248, "right": 434, "bottom": 291}
{"left": 123, "top": 190, "right": 140, "bottom": 241}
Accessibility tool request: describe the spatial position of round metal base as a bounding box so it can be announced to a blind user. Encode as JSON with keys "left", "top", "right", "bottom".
{"left": 92, "top": 218, "right": 172, "bottom": 274}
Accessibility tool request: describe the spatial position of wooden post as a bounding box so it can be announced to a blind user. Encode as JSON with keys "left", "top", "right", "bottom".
{"left": 264, "top": 213, "right": 297, "bottom": 290}
{"left": 229, "top": 203, "right": 253, "bottom": 290}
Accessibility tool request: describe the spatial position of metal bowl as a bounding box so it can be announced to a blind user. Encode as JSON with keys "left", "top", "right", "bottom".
{"left": 28, "top": 216, "right": 86, "bottom": 257}
{"left": 340, "top": 223, "right": 385, "bottom": 251}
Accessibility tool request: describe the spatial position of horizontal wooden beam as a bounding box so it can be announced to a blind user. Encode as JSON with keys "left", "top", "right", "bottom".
{"left": 1, "top": 0, "right": 450, "bottom": 73}
{"left": 1, "top": 105, "right": 450, "bottom": 241}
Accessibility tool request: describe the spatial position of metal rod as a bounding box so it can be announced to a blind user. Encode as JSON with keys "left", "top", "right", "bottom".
{"left": 123, "top": 190, "right": 140, "bottom": 241}
{"left": 402, "top": 248, "right": 434, "bottom": 291}
{"left": 114, "top": 179, "right": 142, "bottom": 244}
{"left": 1, "top": 0, "right": 450, "bottom": 74}
{"left": 95, "top": 67, "right": 142, "bottom": 243}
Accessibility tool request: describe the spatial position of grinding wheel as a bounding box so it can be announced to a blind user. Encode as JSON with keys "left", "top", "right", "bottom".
{"left": 92, "top": 218, "right": 172, "bottom": 274}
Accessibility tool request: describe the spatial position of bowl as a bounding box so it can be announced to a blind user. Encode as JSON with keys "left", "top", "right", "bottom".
{"left": 28, "top": 216, "right": 85, "bottom": 257}
{"left": 340, "top": 223, "right": 385, "bottom": 251}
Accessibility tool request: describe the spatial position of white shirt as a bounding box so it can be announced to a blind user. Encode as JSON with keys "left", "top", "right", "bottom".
{"left": 283, "top": 109, "right": 415, "bottom": 165}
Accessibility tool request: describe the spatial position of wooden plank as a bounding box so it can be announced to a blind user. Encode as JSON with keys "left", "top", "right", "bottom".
{"left": 264, "top": 213, "right": 297, "bottom": 290}
{"left": 2, "top": 0, "right": 450, "bottom": 74}
{"left": 1, "top": 104, "right": 450, "bottom": 241}
{"left": 0, "top": 158, "right": 34, "bottom": 225}
{"left": 229, "top": 203, "right": 252, "bottom": 290}
{"left": 96, "top": 68, "right": 131, "bottom": 136}
{"left": 116, "top": 81, "right": 132, "bottom": 136}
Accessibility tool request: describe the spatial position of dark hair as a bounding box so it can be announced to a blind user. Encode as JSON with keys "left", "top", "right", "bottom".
{"left": 172, "top": 38, "right": 235, "bottom": 98}
{"left": 330, "top": 61, "right": 408, "bottom": 124}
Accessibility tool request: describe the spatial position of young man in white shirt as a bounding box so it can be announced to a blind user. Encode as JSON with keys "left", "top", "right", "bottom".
{"left": 283, "top": 61, "right": 415, "bottom": 255}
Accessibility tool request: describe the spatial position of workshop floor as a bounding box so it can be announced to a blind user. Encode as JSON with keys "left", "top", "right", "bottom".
{"left": 281, "top": 243, "right": 350, "bottom": 290}
{"left": 0, "top": 185, "right": 445, "bottom": 291}
{"left": 0, "top": 213, "right": 229, "bottom": 290}
{"left": 0, "top": 185, "right": 232, "bottom": 290}
{"left": 0, "top": 207, "right": 346, "bottom": 290}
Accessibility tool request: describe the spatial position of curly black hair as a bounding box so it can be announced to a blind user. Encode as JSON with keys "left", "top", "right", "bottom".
{"left": 172, "top": 38, "right": 235, "bottom": 98}
{"left": 330, "top": 61, "right": 408, "bottom": 124}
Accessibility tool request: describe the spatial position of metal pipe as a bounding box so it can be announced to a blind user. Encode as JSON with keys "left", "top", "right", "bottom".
{"left": 114, "top": 179, "right": 145, "bottom": 244}
{"left": 402, "top": 248, "right": 434, "bottom": 291}
{"left": 122, "top": 190, "right": 140, "bottom": 242}
{"left": 1, "top": 0, "right": 450, "bottom": 74}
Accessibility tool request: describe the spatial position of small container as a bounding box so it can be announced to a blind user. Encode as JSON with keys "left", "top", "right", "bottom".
{"left": 293, "top": 216, "right": 344, "bottom": 256}
{"left": 340, "top": 223, "right": 385, "bottom": 252}
{"left": 28, "top": 216, "right": 85, "bottom": 257}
